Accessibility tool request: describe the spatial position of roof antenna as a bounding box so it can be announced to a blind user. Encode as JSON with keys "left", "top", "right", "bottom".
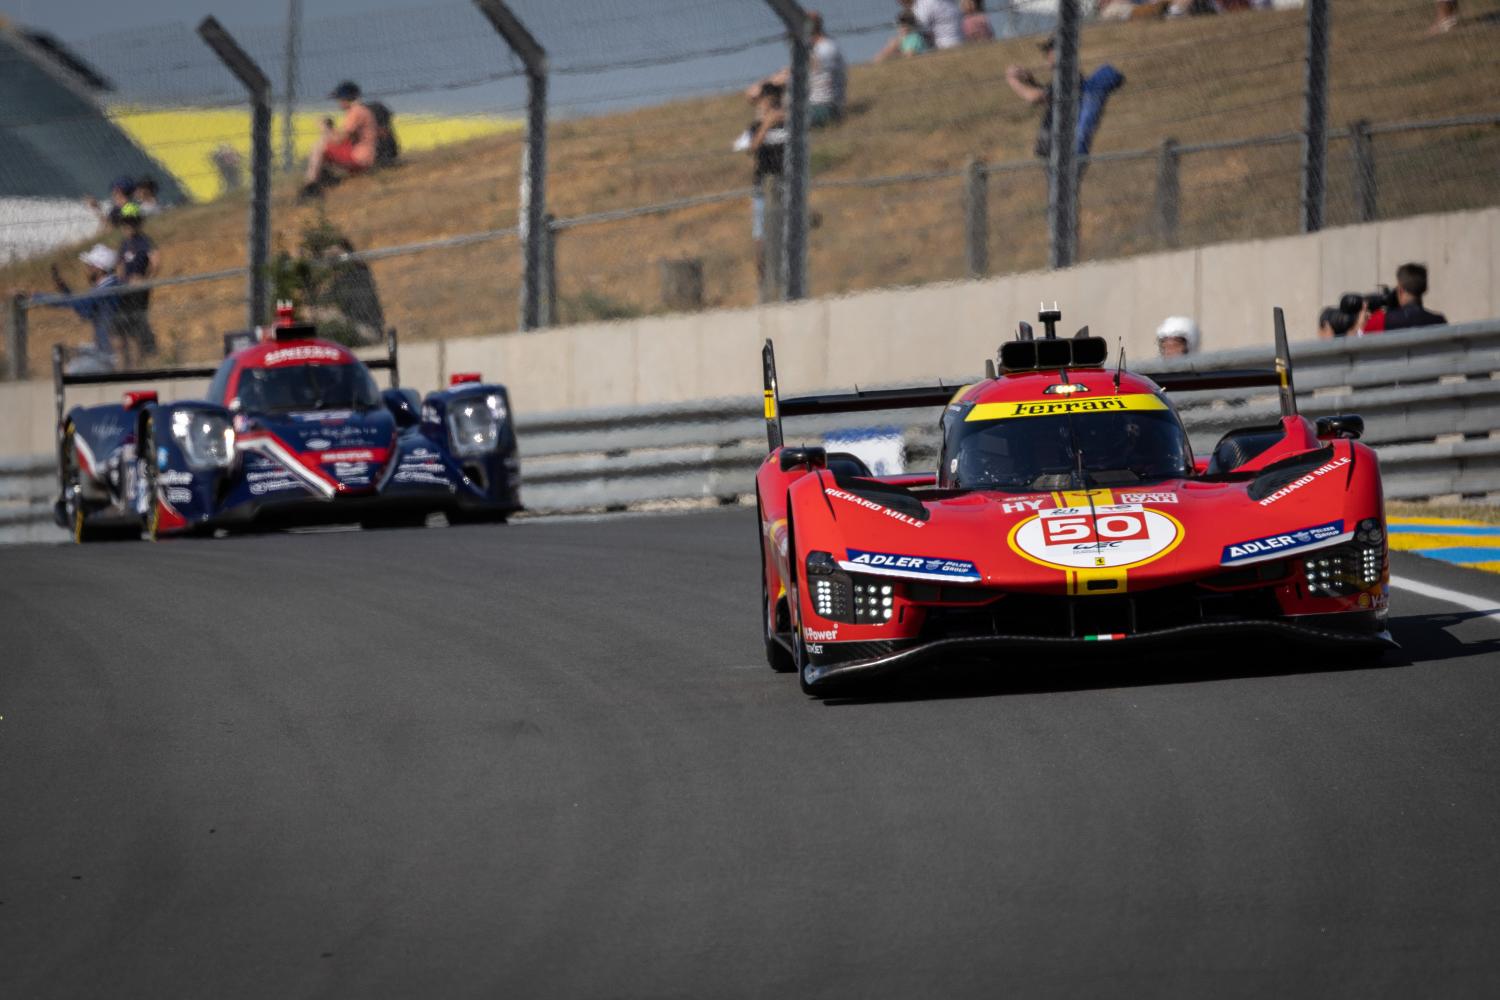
{"left": 1038, "top": 303, "right": 1062, "bottom": 340}
{"left": 1114, "top": 339, "right": 1125, "bottom": 394}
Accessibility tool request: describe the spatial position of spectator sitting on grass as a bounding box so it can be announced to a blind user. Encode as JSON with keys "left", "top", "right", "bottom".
{"left": 1383, "top": 263, "right": 1448, "bottom": 330}
{"left": 962, "top": 0, "right": 995, "bottom": 42}
{"left": 876, "top": 10, "right": 932, "bottom": 61}
{"left": 46, "top": 245, "right": 125, "bottom": 367}
{"left": 301, "top": 81, "right": 377, "bottom": 199}
{"left": 915, "top": 0, "right": 964, "bottom": 49}
{"left": 115, "top": 202, "right": 160, "bottom": 358}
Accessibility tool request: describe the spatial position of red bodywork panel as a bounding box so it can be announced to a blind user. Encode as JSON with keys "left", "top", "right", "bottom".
{"left": 758, "top": 366, "right": 1387, "bottom": 654}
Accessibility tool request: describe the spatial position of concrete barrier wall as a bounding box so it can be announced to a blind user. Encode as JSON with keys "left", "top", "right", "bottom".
{"left": 3, "top": 205, "right": 1495, "bottom": 460}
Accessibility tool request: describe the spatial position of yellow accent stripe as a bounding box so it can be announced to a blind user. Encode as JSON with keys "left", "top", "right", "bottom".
{"left": 966, "top": 393, "right": 1167, "bottom": 421}
{"left": 1067, "top": 567, "right": 1128, "bottom": 596}
{"left": 763, "top": 390, "right": 777, "bottom": 420}
{"left": 1057, "top": 489, "right": 1115, "bottom": 508}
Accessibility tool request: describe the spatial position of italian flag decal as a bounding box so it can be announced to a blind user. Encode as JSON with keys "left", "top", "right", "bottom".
{"left": 1084, "top": 633, "right": 1126, "bottom": 642}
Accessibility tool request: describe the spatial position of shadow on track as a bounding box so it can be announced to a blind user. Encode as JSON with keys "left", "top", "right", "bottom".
{"left": 819, "top": 610, "right": 1500, "bottom": 705}
{"left": 817, "top": 642, "right": 1403, "bottom": 707}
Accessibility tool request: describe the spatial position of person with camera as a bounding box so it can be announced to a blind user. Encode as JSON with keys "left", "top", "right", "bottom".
{"left": 1382, "top": 262, "right": 1447, "bottom": 331}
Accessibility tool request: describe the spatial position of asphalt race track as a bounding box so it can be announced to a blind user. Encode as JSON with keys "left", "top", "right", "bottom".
{"left": 3, "top": 509, "right": 1500, "bottom": 998}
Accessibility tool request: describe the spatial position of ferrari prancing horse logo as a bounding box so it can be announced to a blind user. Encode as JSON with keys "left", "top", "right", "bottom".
{"left": 1010, "top": 504, "right": 1184, "bottom": 571}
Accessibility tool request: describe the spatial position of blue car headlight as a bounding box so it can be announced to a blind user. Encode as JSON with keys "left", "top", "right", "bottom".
{"left": 447, "top": 394, "right": 506, "bottom": 457}
{"left": 171, "top": 410, "right": 235, "bottom": 471}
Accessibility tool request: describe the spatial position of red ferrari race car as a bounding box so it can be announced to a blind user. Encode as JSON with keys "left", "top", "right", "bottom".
{"left": 756, "top": 308, "right": 1393, "bottom": 696}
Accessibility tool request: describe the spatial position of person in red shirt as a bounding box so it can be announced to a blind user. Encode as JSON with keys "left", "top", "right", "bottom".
{"left": 302, "top": 81, "right": 378, "bottom": 199}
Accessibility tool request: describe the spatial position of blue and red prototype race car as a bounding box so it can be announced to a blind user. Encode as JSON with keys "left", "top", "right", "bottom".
{"left": 53, "top": 313, "right": 520, "bottom": 541}
{"left": 757, "top": 307, "right": 1393, "bottom": 695}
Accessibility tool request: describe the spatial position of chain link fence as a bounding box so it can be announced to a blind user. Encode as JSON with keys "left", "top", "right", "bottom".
{"left": 4, "top": 0, "right": 1499, "bottom": 381}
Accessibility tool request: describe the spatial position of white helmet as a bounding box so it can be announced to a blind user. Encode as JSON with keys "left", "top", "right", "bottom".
{"left": 79, "top": 244, "right": 118, "bottom": 272}
{"left": 1155, "top": 315, "right": 1200, "bottom": 353}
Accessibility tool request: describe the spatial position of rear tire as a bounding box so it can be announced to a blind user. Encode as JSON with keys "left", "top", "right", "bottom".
{"left": 64, "top": 422, "right": 113, "bottom": 544}
{"left": 759, "top": 496, "right": 796, "bottom": 674}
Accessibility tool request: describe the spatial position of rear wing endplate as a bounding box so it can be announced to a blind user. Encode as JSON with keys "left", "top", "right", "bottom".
{"left": 762, "top": 339, "right": 956, "bottom": 452}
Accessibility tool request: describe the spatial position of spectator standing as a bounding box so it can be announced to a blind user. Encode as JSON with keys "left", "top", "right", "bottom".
{"left": 132, "top": 177, "right": 162, "bottom": 217}
{"left": 47, "top": 245, "right": 125, "bottom": 365}
{"left": 962, "top": 0, "right": 996, "bottom": 43}
{"left": 1155, "top": 316, "right": 1199, "bottom": 358}
{"left": 914, "top": 0, "right": 964, "bottom": 49}
{"left": 1007, "top": 37, "right": 1125, "bottom": 161}
{"left": 736, "top": 82, "right": 788, "bottom": 283}
{"left": 302, "top": 81, "right": 378, "bottom": 199}
{"left": 115, "top": 203, "right": 160, "bottom": 357}
{"left": 1383, "top": 263, "right": 1448, "bottom": 330}
{"left": 808, "top": 12, "right": 847, "bottom": 127}
{"left": 83, "top": 175, "right": 135, "bottom": 225}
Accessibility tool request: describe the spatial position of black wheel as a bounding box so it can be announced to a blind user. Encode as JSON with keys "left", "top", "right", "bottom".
{"left": 63, "top": 422, "right": 106, "bottom": 544}
{"left": 758, "top": 496, "right": 795, "bottom": 673}
{"left": 783, "top": 509, "right": 824, "bottom": 698}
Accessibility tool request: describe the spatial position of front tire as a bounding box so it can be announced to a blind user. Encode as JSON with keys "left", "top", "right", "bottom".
{"left": 759, "top": 497, "right": 796, "bottom": 674}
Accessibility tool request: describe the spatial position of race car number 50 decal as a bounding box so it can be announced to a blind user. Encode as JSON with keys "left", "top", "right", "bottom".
{"left": 1010, "top": 504, "right": 1184, "bottom": 571}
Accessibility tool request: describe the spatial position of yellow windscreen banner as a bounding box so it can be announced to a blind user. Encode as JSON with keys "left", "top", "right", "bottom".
{"left": 966, "top": 394, "right": 1168, "bottom": 421}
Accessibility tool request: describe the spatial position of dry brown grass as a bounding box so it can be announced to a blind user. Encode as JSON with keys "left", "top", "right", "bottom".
{"left": 5, "top": 0, "right": 1498, "bottom": 370}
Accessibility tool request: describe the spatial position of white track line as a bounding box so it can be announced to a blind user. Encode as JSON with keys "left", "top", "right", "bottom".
{"left": 1391, "top": 575, "right": 1500, "bottom": 626}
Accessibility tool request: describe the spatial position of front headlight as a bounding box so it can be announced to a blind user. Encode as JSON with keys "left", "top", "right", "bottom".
{"left": 447, "top": 395, "right": 505, "bottom": 457}
{"left": 171, "top": 410, "right": 234, "bottom": 470}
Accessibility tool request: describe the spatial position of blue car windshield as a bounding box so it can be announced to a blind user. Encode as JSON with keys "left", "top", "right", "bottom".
{"left": 942, "top": 410, "right": 1192, "bottom": 491}
{"left": 234, "top": 364, "right": 380, "bottom": 414}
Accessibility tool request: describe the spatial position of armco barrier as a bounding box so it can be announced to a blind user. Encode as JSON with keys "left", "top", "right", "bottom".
{"left": 4, "top": 321, "right": 1499, "bottom": 540}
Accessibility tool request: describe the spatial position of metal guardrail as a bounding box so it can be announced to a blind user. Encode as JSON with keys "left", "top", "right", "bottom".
{"left": 3, "top": 320, "right": 1499, "bottom": 540}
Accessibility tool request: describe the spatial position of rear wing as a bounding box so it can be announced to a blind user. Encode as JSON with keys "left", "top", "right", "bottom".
{"left": 762, "top": 340, "right": 958, "bottom": 452}
{"left": 1141, "top": 307, "right": 1298, "bottom": 418}
{"left": 51, "top": 326, "right": 401, "bottom": 433}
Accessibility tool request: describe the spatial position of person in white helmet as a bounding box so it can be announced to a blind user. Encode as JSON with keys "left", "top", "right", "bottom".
{"left": 1156, "top": 316, "right": 1200, "bottom": 358}
{"left": 45, "top": 244, "right": 126, "bottom": 366}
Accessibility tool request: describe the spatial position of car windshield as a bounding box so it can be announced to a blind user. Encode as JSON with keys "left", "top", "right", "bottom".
{"left": 234, "top": 363, "right": 379, "bottom": 414}
{"left": 942, "top": 409, "right": 1192, "bottom": 491}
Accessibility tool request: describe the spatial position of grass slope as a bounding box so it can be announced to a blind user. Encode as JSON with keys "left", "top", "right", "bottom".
{"left": 4, "top": 0, "right": 1497, "bottom": 371}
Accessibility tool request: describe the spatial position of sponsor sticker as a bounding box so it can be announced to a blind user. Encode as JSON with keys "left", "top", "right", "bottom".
{"left": 158, "top": 470, "right": 194, "bottom": 486}
{"left": 966, "top": 394, "right": 1167, "bottom": 422}
{"left": 1256, "top": 456, "right": 1352, "bottom": 506}
{"left": 320, "top": 449, "right": 376, "bottom": 464}
{"left": 804, "top": 626, "right": 839, "bottom": 642}
{"left": 998, "top": 495, "right": 1051, "bottom": 515}
{"left": 825, "top": 488, "right": 925, "bottom": 528}
{"left": 166, "top": 487, "right": 193, "bottom": 504}
{"left": 1010, "top": 504, "right": 1184, "bottom": 571}
{"left": 304, "top": 438, "right": 332, "bottom": 450}
{"left": 1221, "top": 520, "right": 1347, "bottom": 565}
{"left": 263, "top": 345, "right": 346, "bottom": 366}
{"left": 841, "top": 549, "right": 981, "bottom": 582}
{"left": 1117, "top": 491, "right": 1177, "bottom": 505}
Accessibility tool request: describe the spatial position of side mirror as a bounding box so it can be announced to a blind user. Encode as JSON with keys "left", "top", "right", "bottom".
{"left": 779, "top": 446, "right": 827, "bottom": 472}
{"left": 383, "top": 387, "right": 421, "bottom": 428}
{"left": 1316, "top": 414, "right": 1364, "bottom": 440}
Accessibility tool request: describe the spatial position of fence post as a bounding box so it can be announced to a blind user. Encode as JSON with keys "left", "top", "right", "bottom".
{"left": 760, "top": 178, "right": 786, "bottom": 304}
{"left": 1300, "top": 0, "right": 1329, "bottom": 233}
{"left": 281, "top": 0, "right": 302, "bottom": 174}
{"left": 762, "top": 0, "right": 811, "bottom": 301}
{"left": 198, "top": 17, "right": 272, "bottom": 330}
{"left": 6, "top": 294, "right": 28, "bottom": 382}
{"left": 539, "top": 213, "right": 558, "bottom": 329}
{"left": 1350, "top": 119, "right": 1377, "bottom": 224}
{"left": 964, "top": 158, "right": 989, "bottom": 279}
{"left": 1048, "top": 0, "right": 1081, "bottom": 269}
{"left": 474, "top": 0, "right": 548, "bottom": 332}
{"left": 1154, "top": 138, "right": 1180, "bottom": 248}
